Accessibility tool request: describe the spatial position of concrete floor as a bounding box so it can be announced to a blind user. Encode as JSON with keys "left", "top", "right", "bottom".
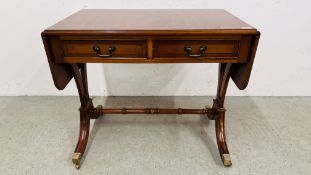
{"left": 0, "top": 97, "right": 310, "bottom": 175}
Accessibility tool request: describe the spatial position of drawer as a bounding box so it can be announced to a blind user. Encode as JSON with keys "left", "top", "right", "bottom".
{"left": 62, "top": 40, "right": 147, "bottom": 59}
{"left": 153, "top": 39, "right": 240, "bottom": 61}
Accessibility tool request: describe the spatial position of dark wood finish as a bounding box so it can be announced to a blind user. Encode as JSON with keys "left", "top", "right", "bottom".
{"left": 231, "top": 34, "right": 260, "bottom": 89}
{"left": 44, "top": 9, "right": 257, "bottom": 35}
{"left": 90, "top": 107, "right": 216, "bottom": 116}
{"left": 42, "top": 36, "right": 72, "bottom": 90}
{"left": 70, "top": 64, "right": 102, "bottom": 168}
{"left": 41, "top": 9, "right": 260, "bottom": 168}
{"left": 214, "top": 63, "right": 233, "bottom": 166}
{"left": 153, "top": 39, "right": 239, "bottom": 60}
{"left": 62, "top": 39, "right": 147, "bottom": 58}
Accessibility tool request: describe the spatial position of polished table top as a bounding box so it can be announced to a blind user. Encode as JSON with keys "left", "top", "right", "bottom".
{"left": 44, "top": 9, "right": 257, "bottom": 35}
{"left": 41, "top": 9, "right": 260, "bottom": 168}
{"left": 42, "top": 9, "right": 260, "bottom": 90}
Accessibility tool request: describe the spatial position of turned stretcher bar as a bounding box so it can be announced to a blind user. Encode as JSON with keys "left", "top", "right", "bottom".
{"left": 89, "top": 107, "right": 218, "bottom": 115}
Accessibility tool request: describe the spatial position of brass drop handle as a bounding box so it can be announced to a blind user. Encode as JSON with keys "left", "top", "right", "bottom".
{"left": 184, "top": 46, "right": 207, "bottom": 58}
{"left": 93, "top": 46, "right": 116, "bottom": 58}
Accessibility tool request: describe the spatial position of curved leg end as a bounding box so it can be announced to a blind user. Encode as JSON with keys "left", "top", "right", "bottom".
{"left": 72, "top": 109, "right": 90, "bottom": 168}
{"left": 215, "top": 108, "right": 232, "bottom": 167}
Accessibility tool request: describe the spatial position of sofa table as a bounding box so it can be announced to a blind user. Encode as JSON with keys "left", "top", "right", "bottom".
{"left": 41, "top": 9, "right": 260, "bottom": 168}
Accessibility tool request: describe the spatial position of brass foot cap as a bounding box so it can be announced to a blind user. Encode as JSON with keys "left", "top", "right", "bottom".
{"left": 72, "top": 153, "right": 81, "bottom": 168}
{"left": 222, "top": 154, "right": 232, "bottom": 167}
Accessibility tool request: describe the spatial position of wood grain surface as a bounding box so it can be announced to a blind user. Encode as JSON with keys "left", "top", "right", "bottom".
{"left": 44, "top": 9, "right": 257, "bottom": 35}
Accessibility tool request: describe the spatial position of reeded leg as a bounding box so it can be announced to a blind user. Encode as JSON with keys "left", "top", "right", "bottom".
{"left": 70, "top": 63, "right": 95, "bottom": 168}
{"left": 212, "top": 63, "right": 233, "bottom": 166}
{"left": 69, "top": 62, "right": 233, "bottom": 168}
{"left": 72, "top": 107, "right": 90, "bottom": 168}
{"left": 215, "top": 108, "right": 231, "bottom": 166}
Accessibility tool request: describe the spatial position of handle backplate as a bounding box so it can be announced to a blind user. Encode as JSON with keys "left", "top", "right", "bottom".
{"left": 184, "top": 46, "right": 207, "bottom": 58}
{"left": 93, "top": 46, "right": 116, "bottom": 58}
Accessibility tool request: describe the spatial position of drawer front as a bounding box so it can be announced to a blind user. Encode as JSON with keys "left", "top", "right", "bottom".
{"left": 153, "top": 39, "right": 240, "bottom": 60}
{"left": 62, "top": 40, "right": 147, "bottom": 59}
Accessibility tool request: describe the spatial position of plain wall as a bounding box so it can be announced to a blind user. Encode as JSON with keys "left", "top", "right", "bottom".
{"left": 0, "top": 0, "right": 310, "bottom": 96}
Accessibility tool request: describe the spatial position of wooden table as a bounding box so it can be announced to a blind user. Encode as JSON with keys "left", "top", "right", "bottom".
{"left": 42, "top": 9, "right": 260, "bottom": 168}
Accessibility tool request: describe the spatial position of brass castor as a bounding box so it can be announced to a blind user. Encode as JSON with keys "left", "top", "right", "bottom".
{"left": 72, "top": 153, "right": 81, "bottom": 169}
{"left": 222, "top": 154, "right": 232, "bottom": 167}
